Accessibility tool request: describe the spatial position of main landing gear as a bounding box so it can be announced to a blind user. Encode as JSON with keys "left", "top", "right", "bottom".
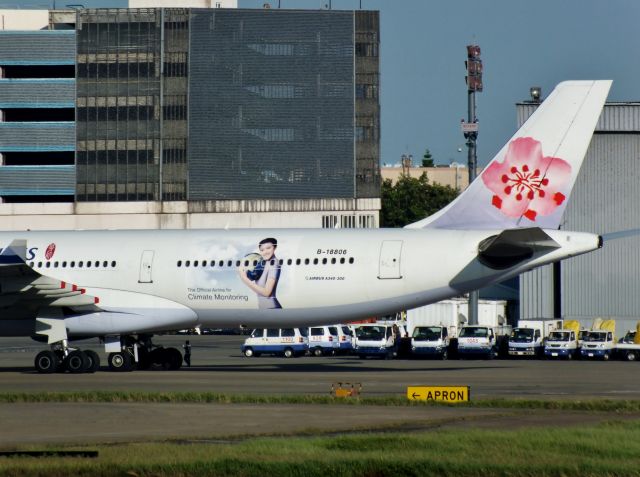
{"left": 34, "top": 335, "right": 183, "bottom": 373}
{"left": 109, "top": 335, "right": 183, "bottom": 372}
{"left": 34, "top": 342, "right": 101, "bottom": 374}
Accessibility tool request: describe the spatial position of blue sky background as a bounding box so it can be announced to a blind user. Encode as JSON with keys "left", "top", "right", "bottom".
{"left": 3, "top": 0, "right": 637, "bottom": 167}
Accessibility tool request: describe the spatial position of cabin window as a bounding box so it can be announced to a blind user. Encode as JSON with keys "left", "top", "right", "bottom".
{"left": 349, "top": 257, "right": 355, "bottom": 264}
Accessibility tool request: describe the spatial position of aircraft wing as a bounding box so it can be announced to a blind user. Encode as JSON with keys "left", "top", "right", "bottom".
{"left": 0, "top": 240, "right": 101, "bottom": 309}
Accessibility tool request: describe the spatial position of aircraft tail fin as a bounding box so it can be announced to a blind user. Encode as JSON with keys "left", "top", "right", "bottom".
{"left": 406, "top": 80, "right": 612, "bottom": 230}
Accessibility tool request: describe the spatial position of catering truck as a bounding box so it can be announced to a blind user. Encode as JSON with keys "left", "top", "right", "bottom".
{"left": 580, "top": 319, "right": 616, "bottom": 360}
{"left": 507, "top": 319, "right": 562, "bottom": 358}
{"left": 405, "top": 299, "right": 507, "bottom": 339}
{"left": 544, "top": 320, "right": 582, "bottom": 359}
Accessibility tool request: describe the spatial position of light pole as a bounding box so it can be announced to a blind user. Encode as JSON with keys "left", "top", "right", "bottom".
{"left": 463, "top": 44, "right": 483, "bottom": 325}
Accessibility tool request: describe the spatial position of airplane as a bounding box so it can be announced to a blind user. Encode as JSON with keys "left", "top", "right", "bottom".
{"left": 0, "top": 80, "right": 612, "bottom": 374}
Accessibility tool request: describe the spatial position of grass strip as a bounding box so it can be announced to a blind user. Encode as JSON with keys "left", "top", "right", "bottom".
{"left": 1, "top": 391, "right": 640, "bottom": 412}
{"left": 2, "top": 421, "right": 640, "bottom": 476}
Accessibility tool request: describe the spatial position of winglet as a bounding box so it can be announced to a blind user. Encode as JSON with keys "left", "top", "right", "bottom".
{"left": 406, "top": 80, "right": 612, "bottom": 230}
{"left": 0, "top": 239, "right": 27, "bottom": 265}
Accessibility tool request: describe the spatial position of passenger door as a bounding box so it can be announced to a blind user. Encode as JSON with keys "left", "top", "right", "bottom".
{"left": 138, "top": 250, "right": 155, "bottom": 283}
{"left": 378, "top": 240, "right": 403, "bottom": 279}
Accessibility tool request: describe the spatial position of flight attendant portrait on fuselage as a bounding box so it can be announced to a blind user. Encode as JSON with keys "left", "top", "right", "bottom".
{"left": 238, "top": 237, "right": 282, "bottom": 309}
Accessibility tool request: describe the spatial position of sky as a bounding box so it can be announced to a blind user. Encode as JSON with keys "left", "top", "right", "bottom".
{"left": 3, "top": 0, "right": 638, "bottom": 167}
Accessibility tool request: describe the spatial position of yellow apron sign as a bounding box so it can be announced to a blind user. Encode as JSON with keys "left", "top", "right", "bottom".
{"left": 407, "top": 386, "right": 470, "bottom": 403}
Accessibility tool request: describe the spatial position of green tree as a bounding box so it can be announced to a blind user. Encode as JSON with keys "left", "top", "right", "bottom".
{"left": 422, "top": 148, "right": 434, "bottom": 167}
{"left": 381, "top": 172, "right": 458, "bottom": 228}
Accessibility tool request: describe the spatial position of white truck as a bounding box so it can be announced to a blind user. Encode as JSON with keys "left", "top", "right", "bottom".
{"left": 508, "top": 319, "right": 562, "bottom": 358}
{"left": 580, "top": 319, "right": 617, "bottom": 360}
{"left": 544, "top": 320, "right": 582, "bottom": 359}
{"left": 353, "top": 322, "right": 406, "bottom": 359}
{"left": 580, "top": 330, "right": 615, "bottom": 360}
{"left": 457, "top": 325, "right": 501, "bottom": 359}
{"left": 410, "top": 325, "right": 450, "bottom": 359}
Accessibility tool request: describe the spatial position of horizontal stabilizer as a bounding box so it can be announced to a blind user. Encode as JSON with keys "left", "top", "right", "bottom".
{"left": 478, "top": 227, "right": 560, "bottom": 269}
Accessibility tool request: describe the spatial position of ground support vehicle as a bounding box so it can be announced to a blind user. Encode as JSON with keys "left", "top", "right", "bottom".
{"left": 614, "top": 327, "right": 640, "bottom": 361}
{"left": 580, "top": 330, "right": 615, "bottom": 360}
{"left": 335, "top": 325, "right": 354, "bottom": 354}
{"left": 241, "top": 328, "right": 308, "bottom": 358}
{"left": 307, "top": 326, "right": 339, "bottom": 356}
{"left": 544, "top": 330, "right": 579, "bottom": 359}
{"left": 410, "top": 325, "right": 450, "bottom": 359}
{"left": 353, "top": 323, "right": 406, "bottom": 359}
{"left": 615, "top": 342, "right": 640, "bottom": 361}
{"left": 508, "top": 319, "right": 562, "bottom": 358}
{"left": 457, "top": 325, "right": 501, "bottom": 359}
{"left": 406, "top": 299, "right": 507, "bottom": 341}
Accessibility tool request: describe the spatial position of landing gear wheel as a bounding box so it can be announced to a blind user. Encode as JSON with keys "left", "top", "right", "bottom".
{"left": 313, "top": 347, "right": 323, "bottom": 357}
{"left": 244, "top": 347, "right": 254, "bottom": 357}
{"left": 108, "top": 351, "right": 133, "bottom": 372}
{"left": 283, "top": 347, "right": 294, "bottom": 358}
{"left": 34, "top": 350, "right": 60, "bottom": 374}
{"left": 64, "top": 350, "right": 90, "bottom": 374}
{"left": 84, "top": 350, "right": 101, "bottom": 373}
{"left": 136, "top": 347, "right": 151, "bottom": 370}
{"left": 164, "top": 347, "right": 183, "bottom": 370}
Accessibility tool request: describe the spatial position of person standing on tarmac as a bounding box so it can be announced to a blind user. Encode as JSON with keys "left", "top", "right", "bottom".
{"left": 183, "top": 340, "right": 192, "bottom": 367}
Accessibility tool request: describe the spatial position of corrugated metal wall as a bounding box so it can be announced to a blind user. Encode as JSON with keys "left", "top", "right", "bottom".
{"left": 188, "top": 9, "right": 356, "bottom": 200}
{"left": 0, "top": 79, "right": 74, "bottom": 108}
{"left": 0, "top": 165, "right": 75, "bottom": 196}
{"left": 0, "top": 122, "right": 75, "bottom": 151}
{"left": 0, "top": 31, "right": 75, "bottom": 65}
{"left": 519, "top": 103, "right": 640, "bottom": 331}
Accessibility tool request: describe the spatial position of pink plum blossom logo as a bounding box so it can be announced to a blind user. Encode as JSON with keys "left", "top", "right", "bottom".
{"left": 481, "top": 137, "right": 571, "bottom": 222}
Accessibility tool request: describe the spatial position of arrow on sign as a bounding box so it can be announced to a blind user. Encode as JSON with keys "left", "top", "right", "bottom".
{"left": 411, "top": 392, "right": 421, "bottom": 399}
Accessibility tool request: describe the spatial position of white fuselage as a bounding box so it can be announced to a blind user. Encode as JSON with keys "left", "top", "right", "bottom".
{"left": 0, "top": 228, "right": 600, "bottom": 338}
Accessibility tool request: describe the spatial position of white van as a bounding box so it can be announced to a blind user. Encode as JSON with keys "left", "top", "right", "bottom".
{"left": 335, "top": 325, "right": 354, "bottom": 353}
{"left": 242, "top": 328, "right": 308, "bottom": 358}
{"left": 308, "top": 326, "right": 339, "bottom": 356}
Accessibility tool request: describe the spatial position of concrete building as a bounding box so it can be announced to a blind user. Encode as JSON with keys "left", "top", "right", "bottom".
{"left": 0, "top": 5, "right": 381, "bottom": 230}
{"left": 381, "top": 164, "right": 470, "bottom": 191}
{"left": 518, "top": 101, "right": 640, "bottom": 331}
